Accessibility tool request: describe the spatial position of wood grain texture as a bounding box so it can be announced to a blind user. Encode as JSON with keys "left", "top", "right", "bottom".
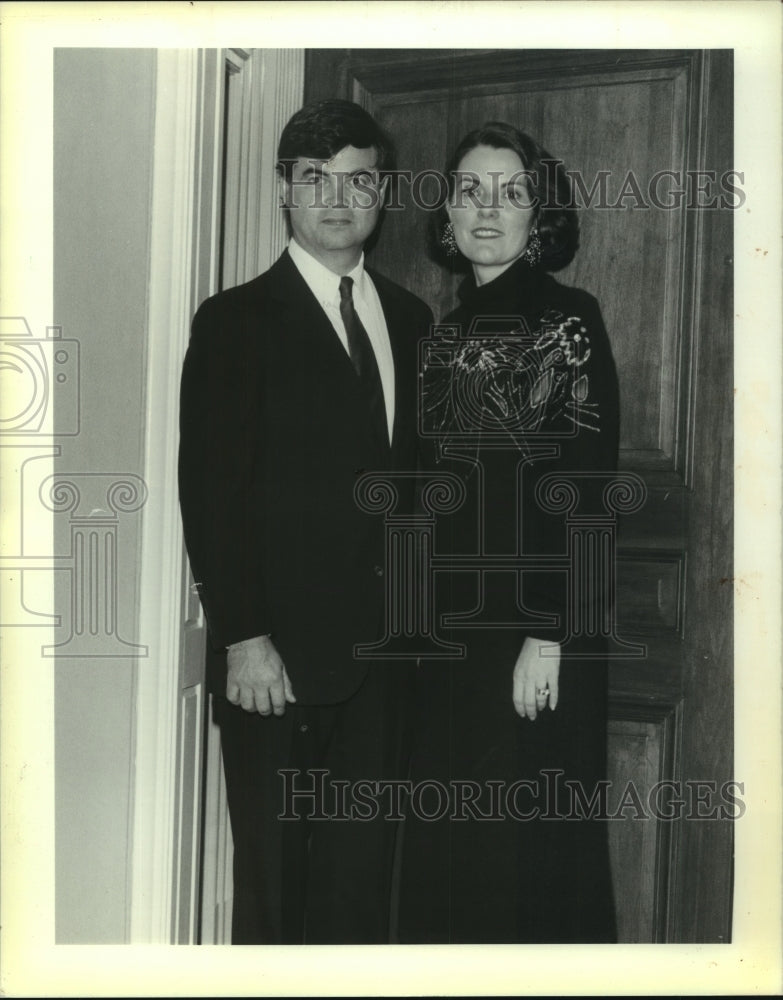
{"left": 669, "top": 49, "right": 734, "bottom": 943}
{"left": 316, "top": 50, "right": 698, "bottom": 478}
{"left": 607, "top": 702, "right": 678, "bottom": 942}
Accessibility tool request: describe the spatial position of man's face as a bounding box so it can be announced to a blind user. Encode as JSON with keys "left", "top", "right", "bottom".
{"left": 281, "top": 144, "right": 387, "bottom": 271}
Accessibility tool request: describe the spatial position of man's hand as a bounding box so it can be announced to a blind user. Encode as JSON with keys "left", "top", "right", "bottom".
{"left": 226, "top": 635, "right": 296, "bottom": 716}
{"left": 512, "top": 636, "right": 560, "bottom": 721}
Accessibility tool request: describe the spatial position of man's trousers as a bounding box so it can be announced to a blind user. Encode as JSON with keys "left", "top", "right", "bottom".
{"left": 214, "top": 661, "right": 414, "bottom": 944}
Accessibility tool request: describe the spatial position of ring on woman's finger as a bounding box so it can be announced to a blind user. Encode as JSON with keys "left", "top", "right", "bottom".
{"left": 536, "top": 687, "right": 549, "bottom": 697}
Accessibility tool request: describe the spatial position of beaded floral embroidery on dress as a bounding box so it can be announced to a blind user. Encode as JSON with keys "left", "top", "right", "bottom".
{"left": 421, "top": 309, "right": 599, "bottom": 458}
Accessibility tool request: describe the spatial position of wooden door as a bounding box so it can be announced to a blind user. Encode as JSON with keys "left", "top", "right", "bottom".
{"left": 305, "top": 48, "right": 734, "bottom": 943}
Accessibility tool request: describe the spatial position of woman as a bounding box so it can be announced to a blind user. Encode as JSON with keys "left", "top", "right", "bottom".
{"left": 398, "top": 123, "right": 619, "bottom": 944}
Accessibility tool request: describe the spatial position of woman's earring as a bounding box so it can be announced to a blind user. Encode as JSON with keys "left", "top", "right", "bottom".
{"left": 522, "top": 227, "right": 542, "bottom": 268}
{"left": 440, "top": 221, "right": 459, "bottom": 257}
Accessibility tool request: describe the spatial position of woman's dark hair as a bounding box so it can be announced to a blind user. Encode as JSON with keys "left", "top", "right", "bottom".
{"left": 434, "top": 121, "right": 579, "bottom": 273}
{"left": 277, "top": 99, "right": 396, "bottom": 179}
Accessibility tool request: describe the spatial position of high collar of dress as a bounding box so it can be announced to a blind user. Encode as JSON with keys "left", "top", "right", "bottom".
{"left": 458, "top": 256, "right": 545, "bottom": 310}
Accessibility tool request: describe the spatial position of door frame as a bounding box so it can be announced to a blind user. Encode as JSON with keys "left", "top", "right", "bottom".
{"left": 130, "top": 48, "right": 206, "bottom": 943}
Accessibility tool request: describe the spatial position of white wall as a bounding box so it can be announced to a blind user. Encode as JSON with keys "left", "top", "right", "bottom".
{"left": 53, "top": 48, "right": 156, "bottom": 943}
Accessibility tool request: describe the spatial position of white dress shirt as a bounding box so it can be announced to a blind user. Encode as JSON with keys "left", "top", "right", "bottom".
{"left": 287, "top": 238, "right": 395, "bottom": 443}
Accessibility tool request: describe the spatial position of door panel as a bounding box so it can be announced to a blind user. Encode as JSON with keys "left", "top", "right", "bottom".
{"left": 305, "top": 48, "right": 734, "bottom": 942}
{"left": 607, "top": 705, "right": 678, "bottom": 942}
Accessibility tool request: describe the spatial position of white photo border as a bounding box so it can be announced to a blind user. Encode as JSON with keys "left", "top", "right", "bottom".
{"left": 1, "top": 1, "right": 781, "bottom": 996}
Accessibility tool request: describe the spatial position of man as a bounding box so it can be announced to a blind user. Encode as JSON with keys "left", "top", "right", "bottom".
{"left": 178, "top": 100, "right": 432, "bottom": 944}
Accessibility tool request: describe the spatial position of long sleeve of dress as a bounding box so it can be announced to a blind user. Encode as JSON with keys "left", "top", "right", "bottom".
{"left": 520, "top": 291, "right": 620, "bottom": 633}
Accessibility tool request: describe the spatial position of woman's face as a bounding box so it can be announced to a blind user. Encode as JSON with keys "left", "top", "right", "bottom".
{"left": 446, "top": 144, "right": 537, "bottom": 286}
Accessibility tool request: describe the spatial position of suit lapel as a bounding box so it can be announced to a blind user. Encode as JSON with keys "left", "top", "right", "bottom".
{"left": 265, "top": 251, "right": 394, "bottom": 465}
{"left": 266, "top": 250, "right": 357, "bottom": 377}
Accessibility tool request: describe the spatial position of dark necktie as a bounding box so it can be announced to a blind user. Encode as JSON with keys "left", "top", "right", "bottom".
{"left": 338, "top": 276, "right": 389, "bottom": 450}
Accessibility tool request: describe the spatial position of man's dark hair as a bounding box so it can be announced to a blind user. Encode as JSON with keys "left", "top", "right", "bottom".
{"left": 276, "top": 99, "right": 396, "bottom": 179}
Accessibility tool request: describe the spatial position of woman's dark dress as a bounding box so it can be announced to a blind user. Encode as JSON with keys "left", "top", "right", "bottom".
{"left": 398, "top": 258, "right": 619, "bottom": 944}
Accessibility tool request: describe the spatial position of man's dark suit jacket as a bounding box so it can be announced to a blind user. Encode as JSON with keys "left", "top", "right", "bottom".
{"left": 178, "top": 249, "right": 432, "bottom": 705}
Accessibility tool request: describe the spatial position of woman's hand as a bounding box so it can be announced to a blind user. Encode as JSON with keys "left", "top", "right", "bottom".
{"left": 512, "top": 636, "right": 560, "bottom": 720}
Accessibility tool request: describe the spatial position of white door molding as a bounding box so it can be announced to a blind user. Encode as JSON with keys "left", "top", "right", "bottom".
{"left": 130, "top": 48, "right": 201, "bottom": 943}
